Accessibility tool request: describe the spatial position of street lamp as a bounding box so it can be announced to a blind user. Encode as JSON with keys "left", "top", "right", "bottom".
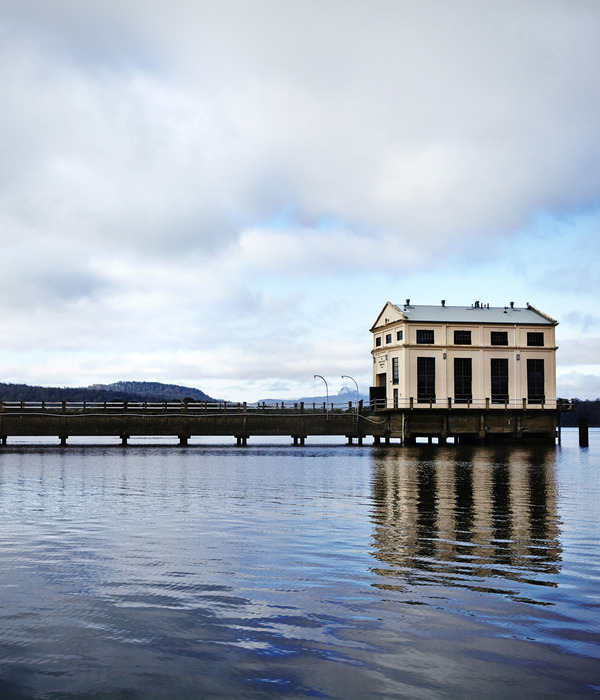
{"left": 314, "top": 374, "right": 329, "bottom": 411}
{"left": 341, "top": 375, "right": 359, "bottom": 407}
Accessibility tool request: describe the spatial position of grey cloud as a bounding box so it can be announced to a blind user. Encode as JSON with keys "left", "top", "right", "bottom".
{"left": 558, "top": 338, "right": 600, "bottom": 367}
{"left": 3, "top": 0, "right": 600, "bottom": 269}
{"left": 2, "top": 0, "right": 600, "bottom": 395}
{"left": 562, "top": 312, "right": 600, "bottom": 334}
{"left": 558, "top": 372, "right": 600, "bottom": 401}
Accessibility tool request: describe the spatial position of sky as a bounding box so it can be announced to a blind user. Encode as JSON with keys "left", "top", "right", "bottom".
{"left": 1, "top": 0, "right": 600, "bottom": 402}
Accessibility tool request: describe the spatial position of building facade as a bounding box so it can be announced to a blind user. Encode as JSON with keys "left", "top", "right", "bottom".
{"left": 370, "top": 300, "right": 558, "bottom": 409}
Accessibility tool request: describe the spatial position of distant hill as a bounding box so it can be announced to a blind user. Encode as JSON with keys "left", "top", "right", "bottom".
{"left": 0, "top": 381, "right": 218, "bottom": 403}
{"left": 258, "top": 389, "right": 370, "bottom": 405}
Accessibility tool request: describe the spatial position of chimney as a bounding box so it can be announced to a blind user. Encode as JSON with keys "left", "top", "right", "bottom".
{"left": 441, "top": 299, "right": 445, "bottom": 307}
{"left": 405, "top": 298, "right": 410, "bottom": 306}
{"left": 510, "top": 301, "right": 514, "bottom": 308}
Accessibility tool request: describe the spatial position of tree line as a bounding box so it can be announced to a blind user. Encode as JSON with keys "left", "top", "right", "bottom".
{"left": 0, "top": 381, "right": 217, "bottom": 404}
{"left": 559, "top": 399, "right": 600, "bottom": 427}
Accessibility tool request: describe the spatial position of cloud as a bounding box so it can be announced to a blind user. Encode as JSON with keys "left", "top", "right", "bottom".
{"left": 557, "top": 372, "right": 600, "bottom": 401}
{"left": 558, "top": 339, "right": 600, "bottom": 367}
{"left": 4, "top": 0, "right": 600, "bottom": 265}
{"left": 1, "top": 1, "right": 600, "bottom": 397}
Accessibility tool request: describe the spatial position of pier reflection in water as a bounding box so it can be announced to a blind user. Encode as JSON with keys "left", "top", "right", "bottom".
{"left": 0, "top": 433, "right": 598, "bottom": 698}
{"left": 371, "top": 445, "right": 561, "bottom": 603}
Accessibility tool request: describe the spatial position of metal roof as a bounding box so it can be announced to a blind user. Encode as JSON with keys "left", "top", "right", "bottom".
{"left": 394, "top": 303, "right": 557, "bottom": 325}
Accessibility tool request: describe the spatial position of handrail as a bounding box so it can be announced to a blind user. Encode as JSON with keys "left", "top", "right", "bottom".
{"left": 0, "top": 400, "right": 363, "bottom": 414}
{"left": 0, "top": 398, "right": 572, "bottom": 414}
{"left": 368, "top": 397, "right": 571, "bottom": 410}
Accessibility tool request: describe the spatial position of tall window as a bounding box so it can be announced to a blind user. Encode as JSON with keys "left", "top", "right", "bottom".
{"left": 397, "top": 330, "right": 403, "bottom": 341}
{"left": 385, "top": 333, "right": 392, "bottom": 344}
{"left": 527, "top": 359, "right": 545, "bottom": 403}
{"left": 491, "top": 331, "right": 508, "bottom": 346}
{"left": 454, "top": 330, "right": 471, "bottom": 345}
{"left": 491, "top": 358, "right": 509, "bottom": 403}
{"left": 417, "top": 357, "right": 436, "bottom": 403}
{"left": 454, "top": 358, "right": 472, "bottom": 403}
{"left": 392, "top": 357, "right": 399, "bottom": 385}
{"left": 527, "top": 332, "right": 544, "bottom": 346}
{"left": 417, "top": 329, "right": 434, "bottom": 344}
{"left": 375, "top": 337, "right": 382, "bottom": 347}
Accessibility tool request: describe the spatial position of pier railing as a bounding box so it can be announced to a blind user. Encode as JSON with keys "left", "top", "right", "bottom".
{"left": 0, "top": 398, "right": 562, "bottom": 445}
{"left": 0, "top": 400, "right": 360, "bottom": 414}
{"left": 368, "top": 397, "right": 572, "bottom": 411}
{"left": 0, "top": 398, "right": 573, "bottom": 414}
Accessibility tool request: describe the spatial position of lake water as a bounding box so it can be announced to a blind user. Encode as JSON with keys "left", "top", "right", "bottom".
{"left": 0, "top": 430, "right": 598, "bottom": 698}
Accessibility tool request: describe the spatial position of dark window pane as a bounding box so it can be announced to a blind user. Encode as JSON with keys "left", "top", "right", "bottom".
{"left": 417, "top": 357, "right": 435, "bottom": 402}
{"left": 527, "top": 332, "right": 544, "bottom": 347}
{"left": 397, "top": 330, "right": 403, "bottom": 341}
{"left": 527, "top": 358, "right": 545, "bottom": 403}
{"left": 454, "top": 330, "right": 471, "bottom": 345}
{"left": 417, "top": 329, "right": 434, "bottom": 344}
{"left": 454, "top": 358, "right": 472, "bottom": 403}
{"left": 376, "top": 337, "right": 381, "bottom": 347}
{"left": 491, "top": 358, "right": 509, "bottom": 403}
{"left": 491, "top": 331, "right": 508, "bottom": 346}
{"left": 392, "top": 357, "right": 399, "bottom": 385}
{"left": 385, "top": 333, "right": 392, "bottom": 344}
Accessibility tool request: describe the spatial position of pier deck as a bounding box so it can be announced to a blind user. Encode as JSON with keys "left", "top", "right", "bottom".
{"left": 0, "top": 400, "right": 564, "bottom": 445}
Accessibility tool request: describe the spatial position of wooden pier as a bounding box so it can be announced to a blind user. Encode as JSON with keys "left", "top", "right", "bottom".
{"left": 0, "top": 399, "right": 566, "bottom": 446}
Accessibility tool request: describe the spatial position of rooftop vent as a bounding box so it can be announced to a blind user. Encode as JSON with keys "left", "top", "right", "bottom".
{"left": 441, "top": 299, "right": 445, "bottom": 307}
{"left": 405, "top": 298, "right": 410, "bottom": 306}
{"left": 510, "top": 301, "right": 514, "bottom": 308}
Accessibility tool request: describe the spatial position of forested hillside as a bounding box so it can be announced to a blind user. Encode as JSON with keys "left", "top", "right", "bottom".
{"left": 560, "top": 399, "right": 600, "bottom": 427}
{"left": 0, "top": 381, "right": 217, "bottom": 403}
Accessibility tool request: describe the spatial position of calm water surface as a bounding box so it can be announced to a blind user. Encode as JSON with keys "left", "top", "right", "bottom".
{"left": 0, "top": 430, "right": 598, "bottom": 698}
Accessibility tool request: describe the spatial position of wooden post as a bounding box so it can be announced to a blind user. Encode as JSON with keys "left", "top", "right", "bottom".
{"left": 579, "top": 417, "right": 589, "bottom": 448}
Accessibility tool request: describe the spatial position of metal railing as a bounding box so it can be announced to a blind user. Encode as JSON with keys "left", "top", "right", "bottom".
{"left": 368, "top": 397, "right": 573, "bottom": 411}
{"left": 0, "top": 400, "right": 363, "bottom": 415}
{"left": 0, "top": 398, "right": 574, "bottom": 414}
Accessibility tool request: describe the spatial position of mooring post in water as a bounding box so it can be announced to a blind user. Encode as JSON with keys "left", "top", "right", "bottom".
{"left": 579, "top": 417, "right": 589, "bottom": 448}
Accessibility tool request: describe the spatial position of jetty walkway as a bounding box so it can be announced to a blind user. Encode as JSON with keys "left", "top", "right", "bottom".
{"left": 0, "top": 399, "right": 565, "bottom": 446}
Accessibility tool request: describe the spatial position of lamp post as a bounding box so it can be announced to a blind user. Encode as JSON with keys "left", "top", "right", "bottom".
{"left": 314, "top": 374, "right": 329, "bottom": 412}
{"left": 342, "top": 375, "right": 360, "bottom": 439}
{"left": 341, "top": 375, "right": 359, "bottom": 407}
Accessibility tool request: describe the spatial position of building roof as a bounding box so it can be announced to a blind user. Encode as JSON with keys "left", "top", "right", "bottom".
{"left": 373, "top": 302, "right": 557, "bottom": 328}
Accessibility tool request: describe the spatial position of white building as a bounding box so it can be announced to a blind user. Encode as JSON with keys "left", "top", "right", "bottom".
{"left": 370, "top": 300, "right": 558, "bottom": 409}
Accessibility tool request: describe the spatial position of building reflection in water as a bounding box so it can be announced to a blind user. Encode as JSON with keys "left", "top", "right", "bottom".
{"left": 370, "top": 445, "right": 562, "bottom": 601}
